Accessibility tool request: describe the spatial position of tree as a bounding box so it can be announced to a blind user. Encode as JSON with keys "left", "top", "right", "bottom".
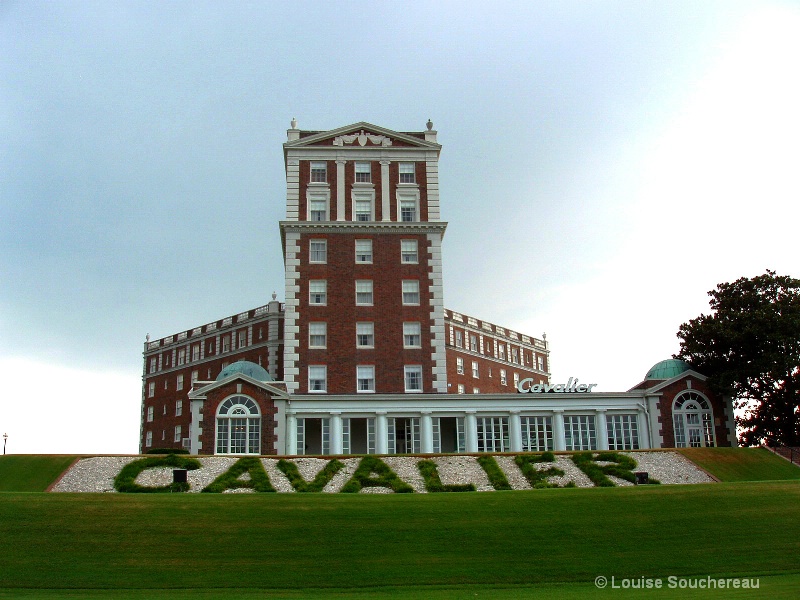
{"left": 676, "top": 270, "right": 800, "bottom": 447}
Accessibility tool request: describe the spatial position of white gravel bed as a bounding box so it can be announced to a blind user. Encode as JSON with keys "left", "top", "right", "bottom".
{"left": 49, "top": 451, "right": 714, "bottom": 493}
{"left": 624, "top": 452, "right": 715, "bottom": 484}
{"left": 51, "top": 457, "right": 137, "bottom": 493}
{"left": 435, "top": 456, "right": 494, "bottom": 491}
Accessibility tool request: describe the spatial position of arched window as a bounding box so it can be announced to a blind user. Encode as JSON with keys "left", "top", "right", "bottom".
{"left": 672, "top": 391, "right": 716, "bottom": 448}
{"left": 216, "top": 395, "right": 261, "bottom": 455}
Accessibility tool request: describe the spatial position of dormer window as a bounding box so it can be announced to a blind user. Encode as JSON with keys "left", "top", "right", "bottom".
{"left": 310, "top": 161, "right": 327, "bottom": 183}
{"left": 399, "top": 162, "right": 415, "bottom": 184}
{"left": 355, "top": 162, "right": 371, "bottom": 183}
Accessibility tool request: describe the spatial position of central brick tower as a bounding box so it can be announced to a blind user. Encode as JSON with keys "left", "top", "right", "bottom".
{"left": 280, "top": 120, "right": 447, "bottom": 396}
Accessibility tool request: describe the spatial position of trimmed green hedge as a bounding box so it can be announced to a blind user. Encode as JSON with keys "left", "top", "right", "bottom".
{"left": 114, "top": 455, "right": 201, "bottom": 493}
{"left": 341, "top": 456, "right": 413, "bottom": 493}
{"left": 144, "top": 448, "right": 189, "bottom": 455}
{"left": 571, "top": 451, "right": 658, "bottom": 486}
{"left": 515, "top": 452, "right": 564, "bottom": 488}
{"left": 202, "top": 457, "right": 276, "bottom": 493}
{"left": 277, "top": 458, "right": 344, "bottom": 492}
{"left": 476, "top": 455, "right": 511, "bottom": 490}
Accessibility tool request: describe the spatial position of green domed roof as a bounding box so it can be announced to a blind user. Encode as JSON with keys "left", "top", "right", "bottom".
{"left": 645, "top": 359, "right": 691, "bottom": 380}
{"left": 216, "top": 361, "right": 274, "bottom": 382}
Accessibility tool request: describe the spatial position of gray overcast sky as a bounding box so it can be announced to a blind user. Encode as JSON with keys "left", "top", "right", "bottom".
{"left": 2, "top": 1, "right": 799, "bottom": 453}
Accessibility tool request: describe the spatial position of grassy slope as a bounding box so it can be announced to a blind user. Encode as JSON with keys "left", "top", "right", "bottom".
{"left": 0, "top": 455, "right": 76, "bottom": 492}
{"left": 678, "top": 447, "right": 800, "bottom": 482}
{"left": 1, "top": 482, "right": 798, "bottom": 592}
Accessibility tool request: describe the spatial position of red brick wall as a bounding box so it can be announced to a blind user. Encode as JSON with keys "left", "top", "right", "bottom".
{"left": 445, "top": 348, "right": 544, "bottom": 394}
{"left": 296, "top": 232, "right": 435, "bottom": 393}
{"left": 196, "top": 381, "right": 278, "bottom": 455}
{"left": 654, "top": 376, "right": 732, "bottom": 447}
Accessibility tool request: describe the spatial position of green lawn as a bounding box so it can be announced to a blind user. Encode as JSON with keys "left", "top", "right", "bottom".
{"left": 0, "top": 455, "right": 76, "bottom": 492}
{"left": 1, "top": 481, "right": 798, "bottom": 596}
{"left": 678, "top": 447, "right": 800, "bottom": 482}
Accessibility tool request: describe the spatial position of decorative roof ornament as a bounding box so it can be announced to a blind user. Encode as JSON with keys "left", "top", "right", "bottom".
{"left": 426, "top": 118, "right": 433, "bottom": 131}
{"left": 333, "top": 130, "right": 393, "bottom": 147}
{"left": 272, "top": 291, "right": 277, "bottom": 301}
{"left": 290, "top": 117, "right": 297, "bottom": 129}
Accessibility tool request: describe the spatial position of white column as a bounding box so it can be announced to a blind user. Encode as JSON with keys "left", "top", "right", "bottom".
{"left": 596, "top": 409, "right": 609, "bottom": 451}
{"left": 380, "top": 160, "right": 391, "bottom": 221}
{"left": 509, "top": 410, "right": 522, "bottom": 452}
{"left": 465, "top": 411, "right": 478, "bottom": 452}
{"left": 330, "top": 412, "right": 343, "bottom": 455}
{"left": 286, "top": 412, "right": 297, "bottom": 455}
{"left": 376, "top": 412, "right": 388, "bottom": 454}
{"left": 421, "top": 412, "right": 433, "bottom": 454}
{"left": 336, "top": 160, "right": 346, "bottom": 221}
{"left": 637, "top": 409, "right": 651, "bottom": 449}
{"left": 553, "top": 410, "right": 566, "bottom": 451}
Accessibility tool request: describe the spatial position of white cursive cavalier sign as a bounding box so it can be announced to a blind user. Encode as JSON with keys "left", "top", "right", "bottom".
{"left": 517, "top": 377, "right": 597, "bottom": 393}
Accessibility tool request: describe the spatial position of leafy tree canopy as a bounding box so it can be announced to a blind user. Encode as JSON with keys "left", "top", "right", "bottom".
{"left": 676, "top": 270, "right": 800, "bottom": 447}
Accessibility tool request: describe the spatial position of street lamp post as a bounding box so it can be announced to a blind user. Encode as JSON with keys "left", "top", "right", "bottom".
{"left": 2, "top": 433, "right": 7, "bottom": 455}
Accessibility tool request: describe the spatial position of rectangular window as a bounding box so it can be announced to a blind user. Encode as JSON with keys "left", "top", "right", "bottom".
{"left": 538, "top": 356, "right": 544, "bottom": 371}
{"left": 308, "top": 366, "right": 327, "bottom": 392}
{"left": 355, "top": 239, "right": 373, "bottom": 263}
{"left": 477, "top": 417, "right": 509, "bottom": 452}
{"left": 354, "top": 199, "right": 372, "bottom": 221}
{"left": 472, "top": 361, "right": 479, "bottom": 378}
{"left": 191, "top": 370, "right": 198, "bottom": 383}
{"left": 176, "top": 374, "right": 184, "bottom": 391}
{"left": 309, "top": 199, "right": 327, "bottom": 221}
{"left": 403, "top": 322, "right": 421, "bottom": 348}
{"left": 399, "top": 162, "right": 415, "bottom": 184}
{"left": 473, "top": 387, "right": 480, "bottom": 394}
{"left": 357, "top": 365, "right": 375, "bottom": 392}
{"left": 309, "top": 240, "right": 327, "bottom": 263}
{"left": 191, "top": 344, "right": 200, "bottom": 362}
{"left": 400, "top": 200, "right": 416, "bottom": 222}
{"left": 147, "top": 406, "right": 154, "bottom": 422}
{"left": 498, "top": 344, "right": 505, "bottom": 361}
{"left": 148, "top": 382, "right": 155, "bottom": 398}
{"left": 355, "top": 162, "right": 371, "bottom": 183}
{"left": 469, "top": 335, "right": 477, "bottom": 352}
{"left": 513, "top": 373, "right": 520, "bottom": 388}
{"left": 309, "top": 280, "right": 327, "bottom": 305}
{"left": 145, "top": 431, "right": 152, "bottom": 447}
{"left": 511, "top": 348, "right": 519, "bottom": 364}
{"left": 177, "top": 349, "right": 185, "bottom": 365}
{"left": 455, "top": 330, "right": 463, "bottom": 348}
{"left": 174, "top": 425, "right": 182, "bottom": 443}
{"left": 500, "top": 369, "right": 507, "bottom": 385}
{"left": 521, "top": 416, "right": 553, "bottom": 451}
{"left": 149, "top": 358, "right": 157, "bottom": 373}
{"left": 404, "top": 365, "right": 423, "bottom": 392}
{"left": 175, "top": 400, "right": 183, "bottom": 417}
{"left": 402, "top": 280, "right": 420, "bottom": 305}
{"left": 356, "top": 322, "right": 374, "bottom": 348}
{"left": 310, "top": 161, "right": 327, "bottom": 183}
{"left": 456, "top": 357, "right": 464, "bottom": 375}
{"left": 607, "top": 414, "right": 640, "bottom": 450}
{"left": 238, "top": 331, "right": 247, "bottom": 348}
{"left": 457, "top": 384, "right": 465, "bottom": 394}
{"left": 356, "top": 280, "right": 373, "bottom": 305}
{"left": 309, "top": 322, "right": 327, "bottom": 348}
{"left": 222, "top": 336, "right": 231, "bottom": 353}
{"left": 400, "top": 239, "right": 418, "bottom": 264}
{"left": 564, "top": 415, "right": 597, "bottom": 451}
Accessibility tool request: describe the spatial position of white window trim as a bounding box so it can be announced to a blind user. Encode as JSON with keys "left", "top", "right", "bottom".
{"left": 400, "top": 239, "right": 419, "bottom": 264}
{"left": 402, "top": 280, "right": 420, "bottom": 306}
{"left": 309, "top": 280, "right": 327, "bottom": 306}
{"left": 404, "top": 365, "right": 423, "bottom": 393}
{"left": 308, "top": 365, "right": 327, "bottom": 393}
{"left": 309, "top": 322, "right": 327, "bottom": 349}
{"left": 309, "top": 239, "right": 327, "bottom": 264}
{"left": 356, "top": 280, "right": 374, "bottom": 306}
{"left": 396, "top": 187, "right": 420, "bottom": 222}
{"left": 355, "top": 239, "right": 373, "bottom": 264}
{"left": 351, "top": 187, "right": 375, "bottom": 222}
{"left": 403, "top": 322, "right": 422, "bottom": 348}
{"left": 357, "top": 365, "right": 376, "bottom": 393}
{"left": 356, "top": 322, "right": 375, "bottom": 348}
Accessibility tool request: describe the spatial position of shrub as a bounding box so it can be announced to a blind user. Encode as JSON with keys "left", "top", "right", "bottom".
{"left": 476, "top": 455, "right": 512, "bottom": 490}
{"left": 514, "top": 452, "right": 564, "bottom": 488}
{"left": 144, "top": 448, "right": 189, "bottom": 455}
{"left": 202, "top": 457, "right": 275, "bottom": 493}
{"left": 277, "top": 459, "right": 344, "bottom": 492}
{"left": 570, "top": 451, "right": 660, "bottom": 486}
{"left": 340, "top": 456, "right": 413, "bottom": 493}
{"left": 114, "top": 454, "right": 201, "bottom": 493}
{"left": 417, "top": 460, "right": 475, "bottom": 493}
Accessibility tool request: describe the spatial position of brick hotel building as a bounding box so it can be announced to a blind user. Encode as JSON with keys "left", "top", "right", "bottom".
{"left": 141, "top": 121, "right": 735, "bottom": 456}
